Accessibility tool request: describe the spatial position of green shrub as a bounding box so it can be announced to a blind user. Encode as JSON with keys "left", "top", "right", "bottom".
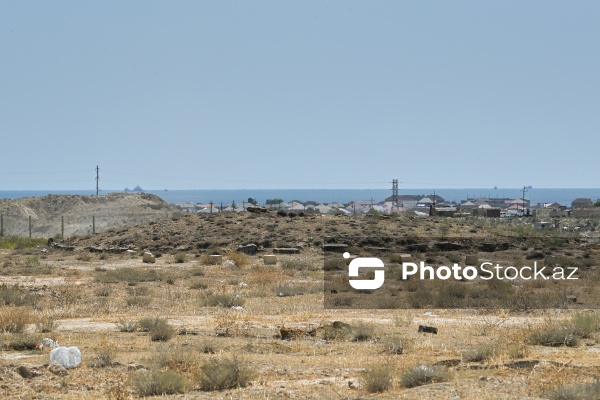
{"left": 131, "top": 369, "right": 188, "bottom": 396}
{"left": 360, "top": 365, "right": 393, "bottom": 393}
{"left": 199, "top": 357, "right": 256, "bottom": 391}
{"left": 0, "top": 237, "right": 47, "bottom": 250}
{"left": 400, "top": 365, "right": 450, "bottom": 388}
{"left": 149, "top": 318, "right": 175, "bottom": 342}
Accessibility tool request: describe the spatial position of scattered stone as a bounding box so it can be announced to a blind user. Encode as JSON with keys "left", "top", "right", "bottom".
{"left": 279, "top": 327, "right": 315, "bottom": 340}
{"left": 50, "top": 346, "right": 82, "bottom": 369}
{"left": 237, "top": 243, "right": 258, "bottom": 255}
{"left": 48, "top": 362, "right": 68, "bottom": 376}
{"left": 435, "top": 241, "right": 465, "bottom": 251}
{"left": 465, "top": 255, "right": 479, "bottom": 266}
{"left": 224, "top": 259, "right": 236, "bottom": 267}
{"left": 503, "top": 360, "right": 539, "bottom": 370}
{"left": 246, "top": 206, "right": 268, "bottom": 213}
{"left": 16, "top": 365, "right": 39, "bottom": 379}
{"left": 273, "top": 248, "right": 299, "bottom": 254}
{"left": 418, "top": 325, "right": 438, "bottom": 334}
{"left": 263, "top": 254, "right": 278, "bottom": 265}
{"left": 322, "top": 244, "right": 348, "bottom": 251}
{"left": 142, "top": 252, "right": 156, "bottom": 263}
{"left": 565, "top": 295, "right": 577, "bottom": 304}
{"left": 399, "top": 254, "right": 413, "bottom": 263}
{"left": 434, "top": 359, "right": 461, "bottom": 367}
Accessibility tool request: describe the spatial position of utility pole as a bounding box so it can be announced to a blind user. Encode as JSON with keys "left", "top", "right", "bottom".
{"left": 521, "top": 186, "right": 528, "bottom": 217}
{"left": 95, "top": 165, "right": 100, "bottom": 196}
{"left": 391, "top": 179, "right": 399, "bottom": 212}
{"left": 209, "top": 201, "right": 213, "bottom": 215}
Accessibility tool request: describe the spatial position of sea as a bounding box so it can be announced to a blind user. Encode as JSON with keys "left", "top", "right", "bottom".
{"left": 1, "top": 188, "right": 599, "bottom": 206}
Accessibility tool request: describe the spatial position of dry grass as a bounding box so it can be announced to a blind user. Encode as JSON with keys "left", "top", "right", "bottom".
{"left": 0, "top": 213, "right": 599, "bottom": 398}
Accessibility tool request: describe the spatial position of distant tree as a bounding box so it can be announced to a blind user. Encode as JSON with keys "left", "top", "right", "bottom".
{"left": 593, "top": 200, "right": 600, "bottom": 207}
{"left": 266, "top": 199, "right": 284, "bottom": 205}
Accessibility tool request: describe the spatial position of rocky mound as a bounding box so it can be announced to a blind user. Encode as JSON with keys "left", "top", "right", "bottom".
{"left": 0, "top": 193, "right": 176, "bottom": 238}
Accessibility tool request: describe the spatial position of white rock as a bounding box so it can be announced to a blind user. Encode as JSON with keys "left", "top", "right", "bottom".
{"left": 50, "top": 346, "right": 82, "bottom": 369}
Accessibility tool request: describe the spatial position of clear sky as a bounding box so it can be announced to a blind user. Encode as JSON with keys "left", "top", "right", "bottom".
{"left": 1, "top": 1, "right": 599, "bottom": 190}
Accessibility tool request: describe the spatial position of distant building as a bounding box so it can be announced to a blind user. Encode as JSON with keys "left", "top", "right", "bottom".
{"left": 572, "top": 198, "right": 593, "bottom": 208}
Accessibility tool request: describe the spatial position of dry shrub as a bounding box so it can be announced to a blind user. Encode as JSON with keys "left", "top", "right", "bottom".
{"left": 0, "top": 306, "right": 33, "bottom": 333}
{"left": 547, "top": 381, "right": 600, "bottom": 400}
{"left": 400, "top": 365, "right": 450, "bottom": 388}
{"left": 227, "top": 251, "right": 250, "bottom": 267}
{"left": 131, "top": 369, "right": 189, "bottom": 396}
{"left": 198, "top": 357, "right": 256, "bottom": 391}
{"left": 360, "top": 364, "right": 393, "bottom": 393}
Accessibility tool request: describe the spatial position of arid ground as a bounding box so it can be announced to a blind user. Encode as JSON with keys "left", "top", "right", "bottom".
{"left": 1, "top": 196, "right": 600, "bottom": 399}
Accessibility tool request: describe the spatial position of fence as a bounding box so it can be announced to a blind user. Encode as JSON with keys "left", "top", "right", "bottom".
{"left": 1, "top": 213, "right": 103, "bottom": 239}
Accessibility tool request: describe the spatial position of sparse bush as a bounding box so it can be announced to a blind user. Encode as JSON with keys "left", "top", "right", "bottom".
{"left": 198, "top": 357, "right": 256, "bottom": 391}
{"left": 352, "top": 324, "right": 375, "bottom": 341}
{"left": 200, "top": 340, "right": 218, "bottom": 354}
{"left": 174, "top": 252, "right": 188, "bottom": 263}
{"left": 138, "top": 316, "right": 176, "bottom": 340}
{"left": 131, "top": 369, "right": 189, "bottom": 396}
{"left": 547, "top": 381, "right": 600, "bottom": 400}
{"left": 281, "top": 260, "right": 315, "bottom": 271}
{"left": 527, "top": 323, "right": 579, "bottom": 347}
{"left": 0, "top": 237, "right": 47, "bottom": 250}
{"left": 190, "top": 279, "right": 208, "bottom": 290}
{"left": 97, "top": 268, "right": 160, "bottom": 284}
{"left": 117, "top": 318, "right": 138, "bottom": 332}
{"left": 95, "top": 285, "right": 111, "bottom": 297}
{"left": 0, "top": 284, "right": 36, "bottom": 306}
{"left": 400, "top": 365, "right": 450, "bottom": 388}
{"left": 275, "top": 284, "right": 304, "bottom": 297}
{"left": 383, "top": 335, "right": 404, "bottom": 354}
{"left": 204, "top": 293, "right": 245, "bottom": 308}
{"left": 90, "top": 349, "right": 115, "bottom": 368}
{"left": 35, "top": 315, "right": 58, "bottom": 333}
{"left": 227, "top": 252, "right": 250, "bottom": 267}
{"left": 152, "top": 346, "right": 196, "bottom": 372}
{"left": 0, "top": 306, "right": 33, "bottom": 333}
{"left": 571, "top": 312, "right": 600, "bottom": 339}
{"left": 24, "top": 256, "right": 41, "bottom": 267}
{"left": 126, "top": 286, "right": 150, "bottom": 296}
{"left": 360, "top": 365, "right": 393, "bottom": 393}
{"left": 4, "top": 333, "right": 42, "bottom": 350}
{"left": 462, "top": 344, "right": 496, "bottom": 362}
{"left": 149, "top": 318, "right": 175, "bottom": 342}
{"left": 126, "top": 296, "right": 152, "bottom": 308}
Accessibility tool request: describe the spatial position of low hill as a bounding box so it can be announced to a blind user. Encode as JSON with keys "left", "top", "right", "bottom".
{"left": 0, "top": 192, "right": 176, "bottom": 238}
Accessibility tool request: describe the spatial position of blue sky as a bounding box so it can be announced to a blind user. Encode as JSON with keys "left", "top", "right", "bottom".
{"left": 1, "top": 1, "right": 599, "bottom": 190}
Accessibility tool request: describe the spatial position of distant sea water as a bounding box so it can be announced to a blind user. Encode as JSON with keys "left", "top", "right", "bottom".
{"left": 1, "top": 188, "right": 599, "bottom": 206}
